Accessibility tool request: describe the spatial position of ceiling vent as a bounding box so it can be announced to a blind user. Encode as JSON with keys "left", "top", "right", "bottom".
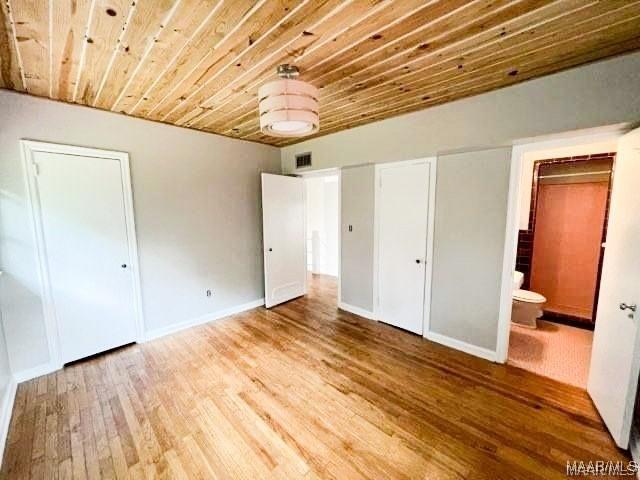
{"left": 295, "top": 152, "right": 312, "bottom": 169}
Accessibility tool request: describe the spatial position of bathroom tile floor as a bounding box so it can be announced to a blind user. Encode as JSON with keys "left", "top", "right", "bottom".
{"left": 508, "top": 320, "right": 593, "bottom": 388}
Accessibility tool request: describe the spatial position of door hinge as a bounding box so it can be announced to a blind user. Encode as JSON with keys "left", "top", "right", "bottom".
{"left": 32, "top": 162, "right": 40, "bottom": 176}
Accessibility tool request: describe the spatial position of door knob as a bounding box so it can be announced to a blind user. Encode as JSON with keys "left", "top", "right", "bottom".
{"left": 415, "top": 259, "right": 421, "bottom": 264}
{"left": 268, "top": 248, "right": 273, "bottom": 252}
{"left": 620, "top": 303, "right": 637, "bottom": 312}
{"left": 121, "top": 264, "right": 127, "bottom": 268}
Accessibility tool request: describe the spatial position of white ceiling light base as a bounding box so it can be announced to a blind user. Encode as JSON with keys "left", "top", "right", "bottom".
{"left": 259, "top": 65, "right": 319, "bottom": 138}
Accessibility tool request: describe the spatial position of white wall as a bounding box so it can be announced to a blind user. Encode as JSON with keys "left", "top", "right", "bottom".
{"left": 2, "top": 51, "right": 640, "bottom": 375}
{"left": 305, "top": 175, "right": 338, "bottom": 276}
{"left": 323, "top": 179, "right": 339, "bottom": 277}
{"left": 282, "top": 52, "right": 640, "bottom": 173}
{"left": 340, "top": 165, "right": 375, "bottom": 312}
{"left": 283, "top": 51, "right": 640, "bottom": 359}
{"left": 0, "top": 90, "right": 280, "bottom": 375}
{"left": 431, "top": 148, "right": 512, "bottom": 353}
{"left": 0, "top": 303, "right": 12, "bottom": 457}
{"left": 0, "top": 303, "right": 11, "bottom": 407}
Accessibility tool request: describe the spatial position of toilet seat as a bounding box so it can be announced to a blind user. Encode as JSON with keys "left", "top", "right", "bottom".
{"left": 513, "top": 289, "right": 546, "bottom": 303}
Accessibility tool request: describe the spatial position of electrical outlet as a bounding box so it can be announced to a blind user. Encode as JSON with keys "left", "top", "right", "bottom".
{"left": 206, "top": 289, "right": 212, "bottom": 297}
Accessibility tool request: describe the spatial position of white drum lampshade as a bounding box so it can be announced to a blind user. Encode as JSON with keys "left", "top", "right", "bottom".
{"left": 258, "top": 66, "right": 319, "bottom": 138}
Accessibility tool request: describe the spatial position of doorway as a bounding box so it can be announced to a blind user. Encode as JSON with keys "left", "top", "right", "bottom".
{"left": 507, "top": 142, "right": 616, "bottom": 388}
{"left": 498, "top": 127, "right": 640, "bottom": 449}
{"left": 261, "top": 170, "right": 339, "bottom": 309}
{"left": 303, "top": 171, "right": 340, "bottom": 305}
{"left": 22, "top": 141, "right": 144, "bottom": 367}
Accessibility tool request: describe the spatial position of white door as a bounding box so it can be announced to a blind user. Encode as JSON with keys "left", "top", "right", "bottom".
{"left": 262, "top": 173, "right": 306, "bottom": 308}
{"left": 377, "top": 161, "right": 431, "bottom": 334}
{"left": 33, "top": 150, "right": 138, "bottom": 364}
{"left": 588, "top": 127, "right": 640, "bottom": 448}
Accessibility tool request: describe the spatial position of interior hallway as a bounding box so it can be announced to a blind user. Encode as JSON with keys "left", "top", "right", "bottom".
{"left": 1, "top": 275, "right": 626, "bottom": 479}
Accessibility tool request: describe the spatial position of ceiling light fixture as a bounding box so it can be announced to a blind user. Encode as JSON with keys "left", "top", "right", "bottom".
{"left": 258, "top": 64, "right": 319, "bottom": 138}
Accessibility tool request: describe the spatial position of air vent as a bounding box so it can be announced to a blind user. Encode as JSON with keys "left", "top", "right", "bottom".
{"left": 295, "top": 152, "right": 312, "bottom": 169}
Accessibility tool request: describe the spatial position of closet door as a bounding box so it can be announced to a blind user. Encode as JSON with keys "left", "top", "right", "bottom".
{"left": 376, "top": 161, "right": 432, "bottom": 334}
{"left": 31, "top": 148, "right": 139, "bottom": 364}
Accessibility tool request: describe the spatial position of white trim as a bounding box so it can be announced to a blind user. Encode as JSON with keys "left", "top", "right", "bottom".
{"left": 22, "top": 143, "right": 62, "bottom": 369}
{"left": 373, "top": 164, "right": 380, "bottom": 318}
{"left": 303, "top": 178, "right": 308, "bottom": 296}
{"left": 144, "top": 298, "right": 265, "bottom": 342}
{"left": 495, "top": 144, "right": 522, "bottom": 363}
{"left": 0, "top": 377, "right": 17, "bottom": 461}
{"left": 337, "top": 170, "right": 342, "bottom": 304}
{"left": 20, "top": 140, "right": 145, "bottom": 368}
{"left": 373, "top": 157, "right": 437, "bottom": 337}
{"left": 425, "top": 331, "right": 497, "bottom": 362}
{"left": 495, "top": 128, "right": 627, "bottom": 363}
{"left": 12, "top": 362, "right": 58, "bottom": 384}
{"left": 338, "top": 301, "right": 375, "bottom": 320}
{"left": 295, "top": 166, "right": 340, "bottom": 178}
{"left": 423, "top": 158, "right": 437, "bottom": 335}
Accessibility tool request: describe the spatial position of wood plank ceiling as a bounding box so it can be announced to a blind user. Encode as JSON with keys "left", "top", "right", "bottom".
{"left": 1, "top": 0, "right": 639, "bottom": 147}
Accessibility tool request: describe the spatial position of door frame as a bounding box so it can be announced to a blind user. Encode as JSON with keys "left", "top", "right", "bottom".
{"left": 495, "top": 127, "right": 626, "bottom": 363}
{"left": 21, "top": 140, "right": 145, "bottom": 370}
{"left": 298, "top": 168, "right": 341, "bottom": 303}
{"left": 373, "top": 157, "right": 437, "bottom": 336}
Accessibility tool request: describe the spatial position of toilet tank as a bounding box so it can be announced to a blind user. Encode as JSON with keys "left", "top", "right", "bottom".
{"left": 513, "top": 271, "right": 524, "bottom": 290}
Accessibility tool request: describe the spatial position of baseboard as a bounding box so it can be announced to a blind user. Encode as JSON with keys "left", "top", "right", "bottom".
{"left": 13, "top": 362, "right": 58, "bottom": 384}
{"left": 144, "top": 298, "right": 265, "bottom": 342}
{"left": 10, "top": 300, "right": 265, "bottom": 379}
{"left": 338, "top": 302, "right": 376, "bottom": 320}
{"left": 424, "top": 331, "right": 497, "bottom": 362}
{"left": 0, "top": 377, "right": 17, "bottom": 462}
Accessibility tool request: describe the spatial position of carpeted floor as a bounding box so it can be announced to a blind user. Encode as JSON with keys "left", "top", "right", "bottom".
{"left": 508, "top": 319, "right": 593, "bottom": 388}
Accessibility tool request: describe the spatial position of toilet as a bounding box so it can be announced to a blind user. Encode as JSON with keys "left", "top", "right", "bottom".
{"left": 512, "top": 271, "right": 546, "bottom": 329}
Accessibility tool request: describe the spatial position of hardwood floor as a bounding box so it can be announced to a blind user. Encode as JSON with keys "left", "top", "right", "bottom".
{"left": 1, "top": 274, "right": 628, "bottom": 479}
